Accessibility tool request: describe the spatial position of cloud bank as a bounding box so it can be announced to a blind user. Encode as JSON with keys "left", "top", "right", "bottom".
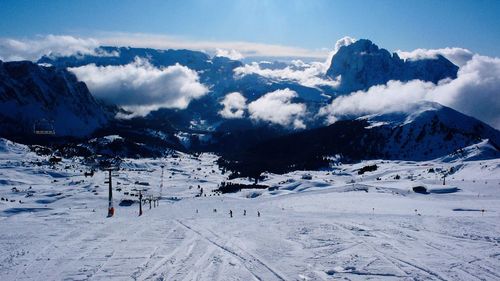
{"left": 397, "top": 47, "right": 474, "bottom": 67}
{"left": 219, "top": 92, "right": 247, "bottom": 118}
{"left": 69, "top": 58, "right": 208, "bottom": 117}
{"left": 215, "top": 49, "right": 244, "bottom": 60}
{"left": 0, "top": 35, "right": 117, "bottom": 61}
{"left": 319, "top": 55, "right": 500, "bottom": 129}
{"left": 234, "top": 60, "right": 339, "bottom": 88}
{"left": 248, "top": 88, "right": 306, "bottom": 129}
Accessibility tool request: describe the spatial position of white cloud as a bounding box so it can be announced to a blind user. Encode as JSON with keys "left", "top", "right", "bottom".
{"left": 248, "top": 88, "right": 306, "bottom": 129}
{"left": 431, "top": 55, "right": 500, "bottom": 128}
{"left": 69, "top": 58, "right": 208, "bottom": 117}
{"left": 318, "top": 80, "right": 434, "bottom": 123}
{"left": 325, "top": 36, "right": 356, "bottom": 68}
{"left": 219, "top": 92, "right": 247, "bottom": 119}
{"left": 396, "top": 47, "right": 474, "bottom": 67}
{"left": 0, "top": 35, "right": 117, "bottom": 62}
{"left": 215, "top": 49, "right": 244, "bottom": 60}
{"left": 319, "top": 55, "right": 500, "bottom": 129}
{"left": 234, "top": 61, "right": 339, "bottom": 88}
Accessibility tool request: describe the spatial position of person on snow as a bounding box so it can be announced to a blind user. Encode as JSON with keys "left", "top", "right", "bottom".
{"left": 229, "top": 210, "right": 233, "bottom": 218}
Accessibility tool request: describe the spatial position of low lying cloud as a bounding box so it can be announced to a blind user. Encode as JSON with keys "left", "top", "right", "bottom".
{"left": 319, "top": 55, "right": 500, "bottom": 129}
{"left": 234, "top": 60, "right": 339, "bottom": 88}
{"left": 69, "top": 58, "right": 208, "bottom": 117}
{"left": 318, "top": 80, "right": 435, "bottom": 123}
{"left": 219, "top": 92, "right": 247, "bottom": 119}
{"left": 249, "top": 88, "right": 306, "bottom": 129}
{"left": 0, "top": 35, "right": 117, "bottom": 62}
{"left": 215, "top": 49, "right": 244, "bottom": 60}
{"left": 396, "top": 47, "right": 474, "bottom": 67}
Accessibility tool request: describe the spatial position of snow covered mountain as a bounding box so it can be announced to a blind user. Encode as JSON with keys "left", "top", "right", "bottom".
{"left": 219, "top": 101, "right": 500, "bottom": 176}
{"left": 38, "top": 46, "right": 243, "bottom": 95}
{"left": 326, "top": 39, "right": 459, "bottom": 93}
{"left": 0, "top": 60, "right": 110, "bottom": 138}
{"left": 360, "top": 101, "right": 500, "bottom": 160}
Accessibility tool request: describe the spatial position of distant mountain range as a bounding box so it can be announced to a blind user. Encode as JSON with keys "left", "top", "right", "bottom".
{"left": 0, "top": 39, "right": 498, "bottom": 169}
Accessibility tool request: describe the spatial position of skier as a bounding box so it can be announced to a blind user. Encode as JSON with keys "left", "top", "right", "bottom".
{"left": 243, "top": 209, "right": 246, "bottom": 216}
{"left": 257, "top": 211, "right": 260, "bottom": 217}
{"left": 229, "top": 210, "right": 233, "bottom": 218}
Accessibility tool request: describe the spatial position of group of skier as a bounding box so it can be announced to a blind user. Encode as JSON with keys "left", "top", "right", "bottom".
{"left": 229, "top": 209, "right": 260, "bottom": 217}
{"left": 196, "top": 208, "right": 261, "bottom": 218}
{"left": 229, "top": 209, "right": 260, "bottom": 218}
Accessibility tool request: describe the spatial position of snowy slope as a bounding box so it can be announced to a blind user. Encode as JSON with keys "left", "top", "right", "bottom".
{"left": 438, "top": 139, "right": 500, "bottom": 162}
{"left": 362, "top": 101, "right": 500, "bottom": 160}
{"left": 0, "top": 139, "right": 499, "bottom": 280}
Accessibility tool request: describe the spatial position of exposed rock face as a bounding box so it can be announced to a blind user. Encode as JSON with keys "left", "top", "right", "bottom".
{"left": 326, "top": 39, "right": 458, "bottom": 93}
{"left": 0, "top": 60, "right": 109, "bottom": 137}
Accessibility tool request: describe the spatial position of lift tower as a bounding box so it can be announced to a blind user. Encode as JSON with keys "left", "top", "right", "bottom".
{"left": 104, "top": 167, "right": 119, "bottom": 217}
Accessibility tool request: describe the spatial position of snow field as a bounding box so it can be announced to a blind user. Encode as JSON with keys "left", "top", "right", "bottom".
{"left": 1, "top": 140, "right": 499, "bottom": 280}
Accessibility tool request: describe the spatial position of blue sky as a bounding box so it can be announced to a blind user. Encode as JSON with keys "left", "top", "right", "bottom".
{"left": 1, "top": 0, "right": 499, "bottom": 57}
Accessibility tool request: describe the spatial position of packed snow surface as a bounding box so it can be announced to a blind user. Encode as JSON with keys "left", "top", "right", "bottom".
{"left": 0, "top": 140, "right": 499, "bottom": 280}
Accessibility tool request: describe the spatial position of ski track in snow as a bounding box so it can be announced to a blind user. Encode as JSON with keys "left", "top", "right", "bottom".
{"left": 1, "top": 145, "right": 500, "bottom": 280}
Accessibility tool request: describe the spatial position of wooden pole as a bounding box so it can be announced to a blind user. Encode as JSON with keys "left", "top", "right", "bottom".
{"left": 160, "top": 165, "right": 164, "bottom": 199}
{"left": 139, "top": 190, "right": 143, "bottom": 216}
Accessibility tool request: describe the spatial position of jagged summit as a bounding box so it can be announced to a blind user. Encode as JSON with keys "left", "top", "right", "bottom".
{"left": 326, "top": 39, "right": 458, "bottom": 93}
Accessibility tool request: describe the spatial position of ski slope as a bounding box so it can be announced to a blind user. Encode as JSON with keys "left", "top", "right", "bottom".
{"left": 0, "top": 139, "right": 499, "bottom": 280}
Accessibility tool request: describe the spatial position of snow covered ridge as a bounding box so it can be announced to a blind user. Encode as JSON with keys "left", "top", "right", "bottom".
{"left": 0, "top": 138, "right": 499, "bottom": 280}
{"left": 218, "top": 101, "right": 500, "bottom": 177}
{"left": 0, "top": 60, "right": 111, "bottom": 137}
